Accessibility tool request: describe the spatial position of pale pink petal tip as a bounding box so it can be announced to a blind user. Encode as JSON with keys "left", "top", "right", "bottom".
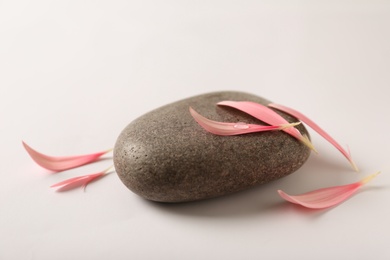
{"left": 268, "top": 103, "right": 358, "bottom": 171}
{"left": 189, "top": 107, "right": 300, "bottom": 136}
{"left": 278, "top": 172, "right": 380, "bottom": 209}
{"left": 51, "top": 166, "right": 114, "bottom": 192}
{"left": 217, "top": 101, "right": 316, "bottom": 151}
{"left": 22, "top": 141, "right": 112, "bottom": 172}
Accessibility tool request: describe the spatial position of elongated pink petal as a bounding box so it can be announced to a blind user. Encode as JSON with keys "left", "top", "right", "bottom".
{"left": 217, "top": 101, "right": 315, "bottom": 150}
{"left": 51, "top": 166, "right": 114, "bottom": 191}
{"left": 268, "top": 103, "right": 358, "bottom": 171}
{"left": 22, "top": 141, "right": 112, "bottom": 172}
{"left": 189, "top": 107, "right": 299, "bottom": 136}
{"left": 278, "top": 172, "right": 379, "bottom": 209}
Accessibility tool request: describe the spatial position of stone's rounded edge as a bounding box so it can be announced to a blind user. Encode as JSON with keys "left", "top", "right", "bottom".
{"left": 114, "top": 91, "right": 311, "bottom": 203}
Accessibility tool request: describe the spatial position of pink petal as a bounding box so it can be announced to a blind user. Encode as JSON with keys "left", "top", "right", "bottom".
{"left": 217, "top": 101, "right": 315, "bottom": 150}
{"left": 189, "top": 107, "right": 299, "bottom": 136}
{"left": 51, "top": 166, "right": 113, "bottom": 191}
{"left": 268, "top": 103, "right": 358, "bottom": 171}
{"left": 22, "top": 141, "right": 112, "bottom": 172}
{"left": 278, "top": 172, "right": 380, "bottom": 209}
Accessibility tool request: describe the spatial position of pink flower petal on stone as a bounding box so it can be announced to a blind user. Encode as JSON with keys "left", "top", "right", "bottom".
{"left": 22, "top": 141, "right": 112, "bottom": 172}
{"left": 189, "top": 107, "right": 300, "bottom": 136}
{"left": 217, "top": 101, "right": 315, "bottom": 151}
{"left": 268, "top": 103, "right": 358, "bottom": 171}
{"left": 278, "top": 172, "right": 380, "bottom": 209}
{"left": 51, "top": 166, "right": 114, "bottom": 191}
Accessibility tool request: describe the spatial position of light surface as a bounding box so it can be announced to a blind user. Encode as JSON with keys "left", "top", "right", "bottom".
{"left": 1, "top": 1, "right": 390, "bottom": 259}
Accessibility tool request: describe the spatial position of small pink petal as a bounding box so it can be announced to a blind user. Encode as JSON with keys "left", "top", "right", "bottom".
{"left": 268, "top": 103, "right": 358, "bottom": 171}
{"left": 278, "top": 172, "right": 380, "bottom": 209}
{"left": 217, "top": 101, "right": 315, "bottom": 150}
{"left": 22, "top": 141, "right": 112, "bottom": 172}
{"left": 189, "top": 107, "right": 298, "bottom": 136}
{"left": 51, "top": 167, "right": 114, "bottom": 191}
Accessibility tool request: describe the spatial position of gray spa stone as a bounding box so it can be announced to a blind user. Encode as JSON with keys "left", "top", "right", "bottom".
{"left": 114, "top": 91, "right": 311, "bottom": 202}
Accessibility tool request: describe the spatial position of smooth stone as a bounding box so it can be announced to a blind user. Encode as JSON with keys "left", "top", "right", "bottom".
{"left": 114, "top": 91, "right": 311, "bottom": 202}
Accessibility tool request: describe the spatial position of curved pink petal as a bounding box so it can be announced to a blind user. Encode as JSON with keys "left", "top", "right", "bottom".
{"left": 278, "top": 172, "right": 379, "bottom": 209}
{"left": 217, "top": 101, "right": 315, "bottom": 151}
{"left": 268, "top": 103, "right": 358, "bottom": 171}
{"left": 22, "top": 141, "right": 112, "bottom": 172}
{"left": 189, "top": 107, "right": 298, "bottom": 136}
{"left": 51, "top": 167, "right": 114, "bottom": 191}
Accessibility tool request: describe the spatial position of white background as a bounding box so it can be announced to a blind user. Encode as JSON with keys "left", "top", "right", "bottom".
{"left": 1, "top": 1, "right": 390, "bottom": 259}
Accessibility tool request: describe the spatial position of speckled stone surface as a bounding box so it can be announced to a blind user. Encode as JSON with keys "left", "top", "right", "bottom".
{"left": 114, "top": 91, "right": 311, "bottom": 202}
